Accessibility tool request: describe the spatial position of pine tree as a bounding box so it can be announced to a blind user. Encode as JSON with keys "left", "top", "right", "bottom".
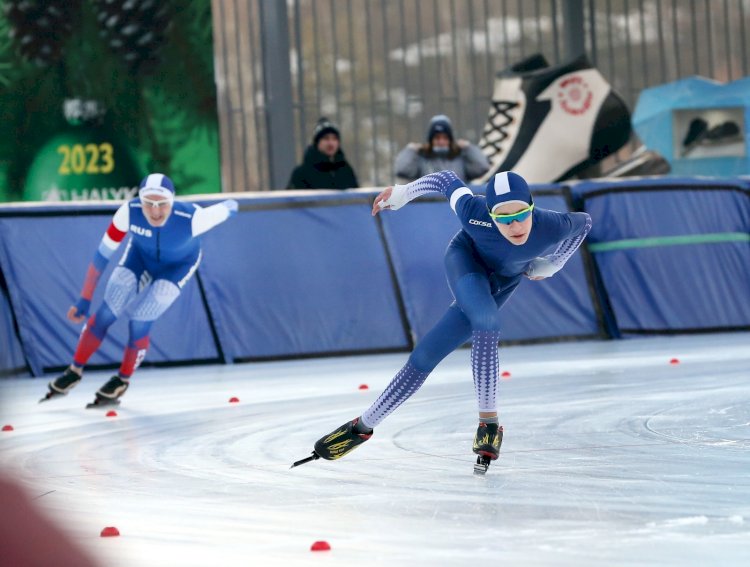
{"left": 3, "top": 0, "right": 81, "bottom": 67}
{"left": 90, "top": 0, "right": 172, "bottom": 75}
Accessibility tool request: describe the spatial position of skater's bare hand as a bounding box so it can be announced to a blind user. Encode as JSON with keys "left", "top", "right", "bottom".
{"left": 372, "top": 187, "right": 394, "bottom": 216}
{"left": 525, "top": 274, "right": 546, "bottom": 281}
{"left": 67, "top": 305, "right": 87, "bottom": 324}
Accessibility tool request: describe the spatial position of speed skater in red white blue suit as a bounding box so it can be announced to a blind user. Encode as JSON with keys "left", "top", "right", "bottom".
{"left": 40, "top": 173, "right": 238, "bottom": 407}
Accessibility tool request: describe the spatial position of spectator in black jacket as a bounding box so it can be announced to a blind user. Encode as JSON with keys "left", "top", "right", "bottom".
{"left": 287, "top": 118, "right": 359, "bottom": 190}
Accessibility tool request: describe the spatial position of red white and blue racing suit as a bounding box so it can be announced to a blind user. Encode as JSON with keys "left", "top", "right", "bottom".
{"left": 71, "top": 198, "right": 237, "bottom": 377}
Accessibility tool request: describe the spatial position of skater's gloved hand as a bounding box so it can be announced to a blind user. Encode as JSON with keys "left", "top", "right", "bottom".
{"left": 525, "top": 257, "right": 558, "bottom": 280}
{"left": 372, "top": 185, "right": 408, "bottom": 215}
{"left": 67, "top": 298, "right": 90, "bottom": 324}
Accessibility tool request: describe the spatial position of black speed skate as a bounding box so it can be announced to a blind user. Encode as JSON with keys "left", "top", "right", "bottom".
{"left": 473, "top": 422, "right": 504, "bottom": 475}
{"left": 86, "top": 375, "right": 129, "bottom": 409}
{"left": 39, "top": 368, "right": 82, "bottom": 403}
{"left": 291, "top": 417, "right": 373, "bottom": 468}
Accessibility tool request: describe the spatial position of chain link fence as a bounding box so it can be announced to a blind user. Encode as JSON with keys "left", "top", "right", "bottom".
{"left": 212, "top": 0, "right": 750, "bottom": 190}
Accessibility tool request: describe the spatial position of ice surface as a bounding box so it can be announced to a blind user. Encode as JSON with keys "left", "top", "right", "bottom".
{"left": 1, "top": 334, "right": 749, "bottom": 566}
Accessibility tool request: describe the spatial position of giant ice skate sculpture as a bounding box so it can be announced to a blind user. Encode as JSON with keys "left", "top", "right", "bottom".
{"left": 476, "top": 54, "right": 632, "bottom": 183}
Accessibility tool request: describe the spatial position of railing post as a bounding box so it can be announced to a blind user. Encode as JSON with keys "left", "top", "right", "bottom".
{"left": 259, "top": 0, "right": 296, "bottom": 189}
{"left": 562, "top": 0, "right": 587, "bottom": 60}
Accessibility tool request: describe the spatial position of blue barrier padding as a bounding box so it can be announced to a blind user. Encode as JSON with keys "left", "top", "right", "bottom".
{"left": 197, "top": 195, "right": 410, "bottom": 359}
{"left": 378, "top": 190, "right": 602, "bottom": 343}
{"left": 0, "top": 210, "right": 219, "bottom": 376}
{"left": 0, "top": 283, "right": 26, "bottom": 375}
{"left": 571, "top": 178, "right": 750, "bottom": 334}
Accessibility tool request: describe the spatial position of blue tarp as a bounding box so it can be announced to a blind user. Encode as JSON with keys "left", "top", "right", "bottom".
{"left": 633, "top": 76, "right": 750, "bottom": 176}
{"left": 198, "top": 192, "right": 410, "bottom": 360}
{"left": 2, "top": 178, "right": 747, "bottom": 376}
{"left": 0, "top": 282, "right": 26, "bottom": 375}
{"left": 571, "top": 178, "right": 750, "bottom": 334}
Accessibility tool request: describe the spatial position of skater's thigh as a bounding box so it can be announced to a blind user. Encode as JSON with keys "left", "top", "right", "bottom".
{"left": 409, "top": 305, "right": 471, "bottom": 371}
{"left": 130, "top": 279, "right": 181, "bottom": 321}
{"left": 444, "top": 233, "right": 489, "bottom": 297}
{"left": 445, "top": 237, "right": 498, "bottom": 330}
{"left": 103, "top": 267, "right": 139, "bottom": 316}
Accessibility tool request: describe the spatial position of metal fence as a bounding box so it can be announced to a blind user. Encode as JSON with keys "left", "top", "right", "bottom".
{"left": 212, "top": 0, "right": 750, "bottom": 191}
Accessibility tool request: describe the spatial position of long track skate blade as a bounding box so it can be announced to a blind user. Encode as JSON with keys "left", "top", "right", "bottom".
{"left": 473, "top": 456, "right": 491, "bottom": 475}
{"left": 290, "top": 452, "right": 320, "bottom": 469}
{"left": 39, "top": 391, "right": 62, "bottom": 404}
{"left": 86, "top": 398, "right": 121, "bottom": 410}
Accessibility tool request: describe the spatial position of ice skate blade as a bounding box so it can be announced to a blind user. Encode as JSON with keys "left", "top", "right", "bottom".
{"left": 290, "top": 452, "right": 320, "bottom": 469}
{"left": 86, "top": 398, "right": 121, "bottom": 410}
{"left": 39, "top": 391, "right": 63, "bottom": 404}
{"left": 473, "top": 456, "right": 492, "bottom": 475}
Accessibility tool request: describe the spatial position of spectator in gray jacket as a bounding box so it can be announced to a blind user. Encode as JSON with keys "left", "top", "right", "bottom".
{"left": 394, "top": 114, "right": 490, "bottom": 182}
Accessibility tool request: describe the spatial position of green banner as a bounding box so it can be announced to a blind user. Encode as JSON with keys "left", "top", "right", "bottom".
{"left": 0, "top": 0, "right": 220, "bottom": 202}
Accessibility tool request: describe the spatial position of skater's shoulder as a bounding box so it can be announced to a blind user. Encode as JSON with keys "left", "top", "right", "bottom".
{"left": 171, "top": 200, "right": 197, "bottom": 217}
{"left": 457, "top": 192, "right": 490, "bottom": 217}
{"left": 531, "top": 207, "right": 587, "bottom": 241}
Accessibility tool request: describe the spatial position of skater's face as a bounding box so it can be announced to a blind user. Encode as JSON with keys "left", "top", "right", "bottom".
{"left": 491, "top": 202, "right": 533, "bottom": 245}
{"left": 317, "top": 133, "right": 340, "bottom": 158}
{"left": 141, "top": 195, "right": 173, "bottom": 227}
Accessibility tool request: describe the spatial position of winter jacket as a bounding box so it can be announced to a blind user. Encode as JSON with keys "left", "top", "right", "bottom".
{"left": 394, "top": 143, "right": 490, "bottom": 183}
{"left": 286, "top": 146, "right": 359, "bottom": 190}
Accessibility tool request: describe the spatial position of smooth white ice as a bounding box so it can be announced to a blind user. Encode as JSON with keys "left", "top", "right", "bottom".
{"left": 1, "top": 334, "right": 749, "bottom": 566}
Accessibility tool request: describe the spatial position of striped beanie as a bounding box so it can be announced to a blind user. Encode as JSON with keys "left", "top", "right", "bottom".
{"left": 484, "top": 171, "right": 532, "bottom": 212}
{"left": 139, "top": 173, "right": 175, "bottom": 201}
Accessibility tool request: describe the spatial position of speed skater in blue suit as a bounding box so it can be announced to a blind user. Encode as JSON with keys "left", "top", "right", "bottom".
{"left": 295, "top": 169, "right": 592, "bottom": 473}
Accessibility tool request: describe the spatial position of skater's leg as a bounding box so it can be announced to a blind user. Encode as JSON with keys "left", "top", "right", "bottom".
{"left": 72, "top": 266, "right": 138, "bottom": 370}
{"left": 361, "top": 236, "right": 490, "bottom": 430}
{"left": 92, "top": 279, "right": 180, "bottom": 404}
{"left": 119, "top": 320, "right": 152, "bottom": 379}
{"left": 361, "top": 305, "right": 472, "bottom": 429}
{"left": 452, "top": 272, "right": 503, "bottom": 417}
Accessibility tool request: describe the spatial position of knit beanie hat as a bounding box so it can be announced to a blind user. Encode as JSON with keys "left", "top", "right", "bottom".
{"left": 312, "top": 117, "right": 341, "bottom": 145}
{"left": 139, "top": 173, "right": 175, "bottom": 201}
{"left": 484, "top": 171, "right": 532, "bottom": 213}
{"left": 426, "top": 114, "right": 454, "bottom": 143}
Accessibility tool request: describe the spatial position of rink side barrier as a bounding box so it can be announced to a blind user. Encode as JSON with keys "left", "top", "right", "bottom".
{"left": 197, "top": 191, "right": 411, "bottom": 362}
{"left": 1, "top": 177, "right": 749, "bottom": 377}
{"left": 569, "top": 177, "right": 750, "bottom": 336}
{"left": 0, "top": 269, "right": 25, "bottom": 377}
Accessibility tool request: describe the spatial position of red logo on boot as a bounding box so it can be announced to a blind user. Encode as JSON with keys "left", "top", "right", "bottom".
{"left": 557, "top": 76, "right": 593, "bottom": 116}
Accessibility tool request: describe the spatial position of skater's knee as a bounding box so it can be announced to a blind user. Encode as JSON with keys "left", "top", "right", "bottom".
{"left": 470, "top": 310, "right": 502, "bottom": 333}
{"left": 408, "top": 347, "right": 439, "bottom": 372}
{"left": 89, "top": 304, "right": 117, "bottom": 337}
{"left": 128, "top": 319, "right": 152, "bottom": 343}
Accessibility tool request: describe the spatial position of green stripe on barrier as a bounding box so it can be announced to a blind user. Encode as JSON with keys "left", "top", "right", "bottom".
{"left": 589, "top": 232, "right": 750, "bottom": 253}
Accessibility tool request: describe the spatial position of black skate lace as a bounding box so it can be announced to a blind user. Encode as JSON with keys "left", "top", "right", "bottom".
{"left": 479, "top": 100, "right": 519, "bottom": 159}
